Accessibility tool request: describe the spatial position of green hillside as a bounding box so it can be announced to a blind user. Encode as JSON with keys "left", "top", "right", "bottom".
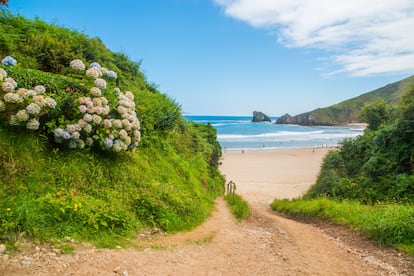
{"left": 277, "top": 75, "right": 414, "bottom": 125}
{"left": 0, "top": 11, "right": 224, "bottom": 248}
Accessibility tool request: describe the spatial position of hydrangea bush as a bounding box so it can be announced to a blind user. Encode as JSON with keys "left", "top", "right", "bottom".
{"left": 0, "top": 56, "right": 141, "bottom": 152}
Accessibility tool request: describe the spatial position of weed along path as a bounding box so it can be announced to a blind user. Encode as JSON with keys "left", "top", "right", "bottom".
{"left": 2, "top": 148, "right": 413, "bottom": 275}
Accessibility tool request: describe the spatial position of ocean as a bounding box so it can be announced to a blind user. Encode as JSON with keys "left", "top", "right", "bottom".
{"left": 185, "top": 115, "right": 365, "bottom": 152}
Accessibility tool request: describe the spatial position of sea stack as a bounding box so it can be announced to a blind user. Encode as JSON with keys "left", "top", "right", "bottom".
{"left": 252, "top": 111, "right": 271, "bottom": 122}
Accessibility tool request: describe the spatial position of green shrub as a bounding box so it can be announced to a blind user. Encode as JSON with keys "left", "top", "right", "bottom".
{"left": 271, "top": 198, "right": 414, "bottom": 253}
{"left": 224, "top": 194, "right": 251, "bottom": 221}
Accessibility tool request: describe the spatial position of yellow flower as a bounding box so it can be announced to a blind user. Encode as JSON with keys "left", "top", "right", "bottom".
{"left": 6, "top": 208, "right": 11, "bottom": 212}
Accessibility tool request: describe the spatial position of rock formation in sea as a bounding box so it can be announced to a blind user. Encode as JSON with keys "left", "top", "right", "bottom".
{"left": 252, "top": 111, "right": 271, "bottom": 122}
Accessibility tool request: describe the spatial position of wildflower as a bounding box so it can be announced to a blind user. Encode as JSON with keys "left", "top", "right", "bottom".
{"left": 89, "top": 62, "right": 101, "bottom": 69}
{"left": 104, "top": 138, "right": 113, "bottom": 148}
{"left": 90, "top": 87, "right": 101, "bottom": 97}
{"left": 1, "top": 56, "right": 17, "bottom": 66}
{"left": 44, "top": 98, "right": 57, "bottom": 109}
{"left": 106, "top": 70, "right": 118, "bottom": 79}
{"left": 26, "top": 118, "right": 40, "bottom": 130}
{"left": 70, "top": 59, "right": 86, "bottom": 71}
{"left": 66, "top": 86, "right": 73, "bottom": 92}
{"left": 0, "top": 99, "right": 5, "bottom": 111}
{"left": 86, "top": 67, "right": 102, "bottom": 79}
{"left": 34, "top": 85, "right": 46, "bottom": 94}
{"left": 94, "top": 78, "right": 106, "bottom": 90}
{"left": 4, "top": 92, "right": 23, "bottom": 103}
{"left": 16, "top": 109, "right": 29, "bottom": 122}
{"left": 79, "top": 105, "right": 87, "bottom": 113}
{"left": 26, "top": 103, "right": 42, "bottom": 115}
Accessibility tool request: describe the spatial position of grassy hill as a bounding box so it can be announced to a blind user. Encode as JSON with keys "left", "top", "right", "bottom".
{"left": 0, "top": 11, "right": 224, "bottom": 249}
{"left": 277, "top": 75, "right": 414, "bottom": 125}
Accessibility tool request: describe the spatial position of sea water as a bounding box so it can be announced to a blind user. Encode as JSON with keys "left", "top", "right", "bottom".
{"left": 185, "top": 115, "right": 365, "bottom": 152}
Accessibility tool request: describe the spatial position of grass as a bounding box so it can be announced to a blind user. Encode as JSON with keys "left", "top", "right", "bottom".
{"left": 270, "top": 197, "right": 414, "bottom": 254}
{"left": 0, "top": 126, "right": 224, "bottom": 250}
{"left": 224, "top": 194, "right": 251, "bottom": 222}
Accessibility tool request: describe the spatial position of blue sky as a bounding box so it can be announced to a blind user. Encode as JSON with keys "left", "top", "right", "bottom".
{"left": 7, "top": 0, "right": 414, "bottom": 116}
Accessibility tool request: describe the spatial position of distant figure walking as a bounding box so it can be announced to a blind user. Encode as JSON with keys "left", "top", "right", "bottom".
{"left": 242, "top": 149, "right": 245, "bottom": 154}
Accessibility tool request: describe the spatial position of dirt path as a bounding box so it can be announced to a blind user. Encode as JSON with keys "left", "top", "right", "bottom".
{"left": 1, "top": 148, "right": 413, "bottom": 275}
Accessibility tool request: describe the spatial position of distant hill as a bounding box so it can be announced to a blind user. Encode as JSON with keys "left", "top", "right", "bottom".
{"left": 276, "top": 75, "right": 414, "bottom": 125}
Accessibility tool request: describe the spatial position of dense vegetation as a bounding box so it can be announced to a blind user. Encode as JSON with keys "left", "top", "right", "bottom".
{"left": 277, "top": 75, "right": 414, "bottom": 125}
{"left": 0, "top": 11, "right": 224, "bottom": 248}
{"left": 272, "top": 85, "right": 414, "bottom": 253}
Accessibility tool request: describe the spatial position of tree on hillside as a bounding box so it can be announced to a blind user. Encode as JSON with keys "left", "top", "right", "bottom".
{"left": 359, "top": 100, "right": 390, "bottom": 130}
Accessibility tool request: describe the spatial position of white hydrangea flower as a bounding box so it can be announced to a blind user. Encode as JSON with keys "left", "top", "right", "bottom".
{"left": 27, "top": 90, "right": 37, "bottom": 97}
{"left": 16, "top": 88, "right": 28, "bottom": 98}
{"left": 5, "top": 77, "right": 17, "bottom": 88}
{"left": 125, "top": 91, "right": 134, "bottom": 100}
{"left": 16, "top": 109, "right": 29, "bottom": 122}
{"left": 26, "top": 103, "right": 42, "bottom": 115}
{"left": 26, "top": 118, "right": 40, "bottom": 130}
{"left": 113, "top": 119, "right": 122, "bottom": 129}
{"left": 34, "top": 85, "right": 46, "bottom": 94}
{"left": 0, "top": 68, "right": 7, "bottom": 80}
{"left": 4, "top": 92, "right": 23, "bottom": 103}
{"left": 90, "top": 87, "right": 101, "bottom": 97}
{"left": 2, "top": 82, "right": 15, "bottom": 93}
{"left": 94, "top": 78, "right": 106, "bottom": 90}
{"left": 84, "top": 124, "right": 93, "bottom": 133}
{"left": 44, "top": 98, "right": 57, "bottom": 109}
{"left": 85, "top": 67, "right": 102, "bottom": 79}
{"left": 79, "top": 105, "right": 87, "bottom": 113}
{"left": 70, "top": 59, "right": 86, "bottom": 71}
{"left": 83, "top": 113, "right": 93, "bottom": 122}
{"left": 92, "top": 114, "right": 102, "bottom": 124}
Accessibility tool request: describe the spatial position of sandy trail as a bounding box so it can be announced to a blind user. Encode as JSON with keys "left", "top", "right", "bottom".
{"left": 1, "top": 148, "right": 413, "bottom": 275}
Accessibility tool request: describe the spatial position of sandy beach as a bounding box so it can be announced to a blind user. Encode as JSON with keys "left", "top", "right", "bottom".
{"left": 220, "top": 148, "right": 332, "bottom": 205}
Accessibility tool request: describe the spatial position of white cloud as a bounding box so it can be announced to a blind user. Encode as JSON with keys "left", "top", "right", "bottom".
{"left": 214, "top": 0, "right": 414, "bottom": 76}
